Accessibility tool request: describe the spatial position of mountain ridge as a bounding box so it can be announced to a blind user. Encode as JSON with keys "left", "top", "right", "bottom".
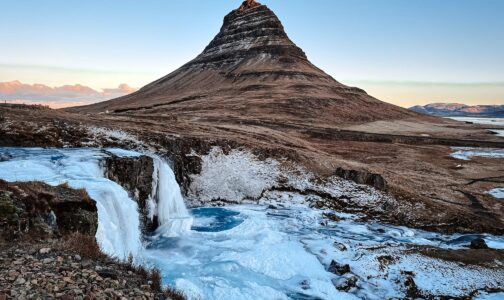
{"left": 411, "top": 103, "right": 504, "bottom": 117}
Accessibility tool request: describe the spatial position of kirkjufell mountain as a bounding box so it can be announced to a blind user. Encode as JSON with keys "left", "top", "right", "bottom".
{"left": 75, "top": 0, "right": 421, "bottom": 125}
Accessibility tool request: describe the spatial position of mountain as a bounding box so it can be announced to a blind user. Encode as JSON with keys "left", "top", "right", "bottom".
{"left": 411, "top": 103, "right": 504, "bottom": 117}
{"left": 73, "top": 0, "right": 421, "bottom": 126}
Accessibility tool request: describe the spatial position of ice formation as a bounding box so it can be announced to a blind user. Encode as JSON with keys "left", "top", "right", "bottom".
{"left": 0, "top": 148, "right": 142, "bottom": 259}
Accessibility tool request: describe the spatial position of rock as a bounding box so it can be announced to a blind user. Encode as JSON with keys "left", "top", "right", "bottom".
{"left": 300, "top": 279, "right": 310, "bottom": 290}
{"left": 470, "top": 238, "right": 489, "bottom": 249}
{"left": 333, "top": 242, "right": 348, "bottom": 251}
{"left": 104, "top": 155, "right": 155, "bottom": 232}
{"left": 39, "top": 248, "right": 51, "bottom": 254}
{"left": 14, "top": 277, "right": 26, "bottom": 285}
{"left": 328, "top": 260, "right": 351, "bottom": 275}
{"left": 0, "top": 180, "right": 98, "bottom": 241}
{"left": 335, "top": 167, "right": 387, "bottom": 191}
{"left": 0, "top": 153, "right": 12, "bottom": 162}
{"left": 238, "top": 0, "right": 261, "bottom": 12}
{"left": 333, "top": 275, "right": 358, "bottom": 292}
{"left": 97, "top": 269, "right": 118, "bottom": 280}
{"left": 42, "top": 258, "right": 54, "bottom": 264}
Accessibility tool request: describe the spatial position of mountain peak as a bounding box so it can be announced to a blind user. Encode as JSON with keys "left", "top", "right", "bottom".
{"left": 75, "top": 2, "right": 419, "bottom": 126}
{"left": 238, "top": 0, "right": 261, "bottom": 13}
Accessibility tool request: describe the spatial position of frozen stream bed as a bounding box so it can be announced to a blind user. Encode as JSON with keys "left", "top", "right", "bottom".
{"left": 144, "top": 198, "right": 504, "bottom": 300}
{"left": 0, "top": 148, "right": 503, "bottom": 299}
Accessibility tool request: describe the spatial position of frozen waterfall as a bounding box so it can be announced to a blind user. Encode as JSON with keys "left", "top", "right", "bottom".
{"left": 149, "top": 156, "right": 193, "bottom": 237}
{"left": 0, "top": 148, "right": 193, "bottom": 260}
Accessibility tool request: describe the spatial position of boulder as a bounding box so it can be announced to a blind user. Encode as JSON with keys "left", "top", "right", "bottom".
{"left": 335, "top": 167, "right": 387, "bottom": 190}
{"left": 470, "top": 238, "right": 489, "bottom": 249}
{"left": 328, "top": 260, "right": 351, "bottom": 276}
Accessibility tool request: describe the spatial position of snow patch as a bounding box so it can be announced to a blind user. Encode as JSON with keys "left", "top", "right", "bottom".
{"left": 450, "top": 147, "right": 504, "bottom": 160}
{"left": 489, "top": 188, "right": 504, "bottom": 199}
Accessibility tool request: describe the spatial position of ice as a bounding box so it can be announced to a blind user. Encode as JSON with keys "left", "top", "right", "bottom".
{"left": 104, "top": 148, "right": 143, "bottom": 157}
{"left": 489, "top": 188, "right": 504, "bottom": 199}
{"left": 143, "top": 197, "right": 504, "bottom": 299}
{"left": 491, "top": 129, "right": 504, "bottom": 137}
{"left": 150, "top": 156, "right": 193, "bottom": 237}
{"left": 475, "top": 292, "right": 504, "bottom": 300}
{"left": 451, "top": 147, "right": 504, "bottom": 160}
{"left": 449, "top": 117, "right": 504, "bottom": 126}
{"left": 0, "top": 148, "right": 142, "bottom": 259}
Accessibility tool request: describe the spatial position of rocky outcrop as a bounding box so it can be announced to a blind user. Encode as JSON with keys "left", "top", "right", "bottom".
{"left": 238, "top": 0, "right": 260, "bottom": 12}
{"left": 0, "top": 180, "right": 97, "bottom": 242}
{"left": 103, "top": 155, "right": 155, "bottom": 231}
{"left": 334, "top": 167, "right": 387, "bottom": 191}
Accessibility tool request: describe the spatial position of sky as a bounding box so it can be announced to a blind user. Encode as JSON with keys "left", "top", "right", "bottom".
{"left": 0, "top": 0, "right": 503, "bottom": 108}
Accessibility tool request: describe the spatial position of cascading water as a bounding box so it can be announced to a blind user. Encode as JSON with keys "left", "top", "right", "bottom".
{"left": 148, "top": 156, "right": 193, "bottom": 237}
{"left": 0, "top": 148, "right": 193, "bottom": 259}
{"left": 0, "top": 148, "right": 143, "bottom": 260}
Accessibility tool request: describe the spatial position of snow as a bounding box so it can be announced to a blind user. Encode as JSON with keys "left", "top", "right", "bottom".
{"left": 188, "top": 147, "right": 281, "bottom": 202}
{"left": 491, "top": 129, "right": 504, "bottom": 137}
{"left": 450, "top": 147, "right": 504, "bottom": 160}
{"left": 143, "top": 193, "right": 504, "bottom": 299}
{"left": 87, "top": 126, "right": 141, "bottom": 145}
{"left": 475, "top": 292, "right": 504, "bottom": 300}
{"left": 489, "top": 188, "right": 504, "bottom": 199}
{"left": 449, "top": 117, "right": 504, "bottom": 126}
{"left": 104, "top": 148, "right": 143, "bottom": 157}
{"left": 188, "top": 147, "right": 394, "bottom": 210}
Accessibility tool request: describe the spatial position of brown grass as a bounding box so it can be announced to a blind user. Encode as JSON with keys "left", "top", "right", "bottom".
{"left": 58, "top": 182, "right": 70, "bottom": 189}
{"left": 63, "top": 232, "right": 106, "bottom": 260}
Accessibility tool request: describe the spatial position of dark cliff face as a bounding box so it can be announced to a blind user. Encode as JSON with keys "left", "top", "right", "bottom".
{"left": 0, "top": 180, "right": 97, "bottom": 242}
{"left": 190, "top": 5, "right": 309, "bottom": 70}
{"left": 103, "top": 155, "right": 156, "bottom": 232}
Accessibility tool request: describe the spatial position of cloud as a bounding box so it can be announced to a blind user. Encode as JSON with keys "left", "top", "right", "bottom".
{"left": 0, "top": 81, "right": 137, "bottom": 108}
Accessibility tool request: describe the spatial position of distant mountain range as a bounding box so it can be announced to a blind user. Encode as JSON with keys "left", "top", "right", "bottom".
{"left": 410, "top": 103, "right": 504, "bottom": 117}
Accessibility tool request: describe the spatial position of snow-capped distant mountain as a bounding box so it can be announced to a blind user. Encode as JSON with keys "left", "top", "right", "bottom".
{"left": 410, "top": 103, "right": 504, "bottom": 117}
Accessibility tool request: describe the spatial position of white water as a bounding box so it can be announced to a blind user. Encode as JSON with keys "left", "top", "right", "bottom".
{"left": 150, "top": 156, "right": 193, "bottom": 237}
{"left": 0, "top": 148, "right": 193, "bottom": 259}
{"left": 0, "top": 148, "right": 142, "bottom": 259}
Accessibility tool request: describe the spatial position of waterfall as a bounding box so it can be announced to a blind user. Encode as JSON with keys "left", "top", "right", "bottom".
{"left": 0, "top": 148, "right": 143, "bottom": 260}
{"left": 149, "top": 156, "right": 193, "bottom": 237}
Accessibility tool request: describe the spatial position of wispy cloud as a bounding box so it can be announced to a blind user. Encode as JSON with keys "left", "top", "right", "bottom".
{"left": 0, "top": 81, "right": 137, "bottom": 108}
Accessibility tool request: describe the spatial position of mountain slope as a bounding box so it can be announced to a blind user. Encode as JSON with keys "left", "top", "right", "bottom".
{"left": 73, "top": 1, "right": 422, "bottom": 126}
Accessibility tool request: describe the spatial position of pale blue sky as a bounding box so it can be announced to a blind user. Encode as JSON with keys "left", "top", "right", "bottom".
{"left": 1, "top": 0, "right": 503, "bottom": 106}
